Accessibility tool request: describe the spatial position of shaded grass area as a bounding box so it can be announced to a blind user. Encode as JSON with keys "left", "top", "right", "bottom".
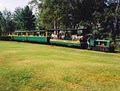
{"left": 0, "top": 41, "right": 120, "bottom": 91}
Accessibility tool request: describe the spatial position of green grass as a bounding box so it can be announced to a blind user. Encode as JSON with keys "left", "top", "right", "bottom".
{"left": 0, "top": 41, "right": 120, "bottom": 91}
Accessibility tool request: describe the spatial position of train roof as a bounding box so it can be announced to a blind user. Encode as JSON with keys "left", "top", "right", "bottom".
{"left": 95, "top": 39, "right": 111, "bottom": 42}
{"left": 46, "top": 28, "right": 87, "bottom": 31}
{"left": 14, "top": 30, "right": 46, "bottom": 33}
{"left": 13, "top": 28, "right": 86, "bottom": 33}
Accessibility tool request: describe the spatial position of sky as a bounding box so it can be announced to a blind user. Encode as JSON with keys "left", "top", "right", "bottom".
{"left": 0, "top": 0, "right": 30, "bottom": 12}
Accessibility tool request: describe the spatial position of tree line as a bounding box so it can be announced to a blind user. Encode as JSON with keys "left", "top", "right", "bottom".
{"left": 29, "top": 0, "right": 120, "bottom": 41}
{"left": 0, "top": 0, "right": 120, "bottom": 41}
{"left": 0, "top": 6, "right": 36, "bottom": 35}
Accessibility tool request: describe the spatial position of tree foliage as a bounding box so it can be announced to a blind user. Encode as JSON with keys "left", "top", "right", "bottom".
{"left": 29, "top": 0, "right": 120, "bottom": 41}
{"left": 13, "top": 6, "right": 36, "bottom": 31}
{"left": 0, "top": 12, "right": 5, "bottom": 35}
{"left": 0, "top": 10, "right": 15, "bottom": 35}
{"left": 92, "top": 0, "right": 120, "bottom": 40}
{"left": 30, "top": 0, "right": 96, "bottom": 29}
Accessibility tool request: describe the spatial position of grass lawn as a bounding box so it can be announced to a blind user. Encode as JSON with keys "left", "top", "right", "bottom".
{"left": 0, "top": 41, "right": 120, "bottom": 91}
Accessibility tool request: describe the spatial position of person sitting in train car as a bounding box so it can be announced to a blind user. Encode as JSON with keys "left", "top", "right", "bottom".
{"left": 110, "top": 41, "right": 115, "bottom": 52}
{"left": 59, "top": 31, "right": 65, "bottom": 39}
{"left": 64, "top": 31, "right": 71, "bottom": 40}
{"left": 72, "top": 35, "right": 78, "bottom": 41}
{"left": 101, "top": 42, "right": 105, "bottom": 47}
{"left": 51, "top": 33, "right": 58, "bottom": 39}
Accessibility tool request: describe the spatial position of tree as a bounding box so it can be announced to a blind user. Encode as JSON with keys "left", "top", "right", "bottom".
{"left": 37, "top": 0, "right": 96, "bottom": 29}
{"left": 29, "top": 0, "right": 120, "bottom": 40}
{"left": 113, "top": 0, "right": 120, "bottom": 41}
{"left": 3, "top": 10, "right": 15, "bottom": 33}
{"left": 13, "top": 6, "right": 36, "bottom": 31}
{"left": 29, "top": 0, "right": 42, "bottom": 30}
{"left": 14, "top": 7, "right": 24, "bottom": 30}
{"left": 22, "top": 6, "right": 36, "bottom": 30}
{"left": 0, "top": 10, "right": 15, "bottom": 35}
{"left": 29, "top": 0, "right": 42, "bottom": 13}
{"left": 92, "top": 0, "right": 120, "bottom": 40}
{"left": 0, "top": 12, "right": 5, "bottom": 35}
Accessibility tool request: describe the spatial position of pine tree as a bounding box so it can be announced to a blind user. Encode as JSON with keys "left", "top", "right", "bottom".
{"left": 13, "top": 6, "right": 36, "bottom": 31}
{"left": 22, "top": 6, "right": 36, "bottom": 30}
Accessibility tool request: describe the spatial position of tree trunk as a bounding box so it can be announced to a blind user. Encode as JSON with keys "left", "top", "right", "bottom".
{"left": 54, "top": 20, "right": 57, "bottom": 29}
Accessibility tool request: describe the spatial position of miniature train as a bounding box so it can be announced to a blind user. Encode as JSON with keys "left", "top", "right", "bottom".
{"left": 0, "top": 29, "right": 115, "bottom": 52}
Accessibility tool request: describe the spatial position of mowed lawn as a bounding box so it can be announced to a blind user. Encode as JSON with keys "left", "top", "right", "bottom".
{"left": 0, "top": 41, "right": 120, "bottom": 91}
